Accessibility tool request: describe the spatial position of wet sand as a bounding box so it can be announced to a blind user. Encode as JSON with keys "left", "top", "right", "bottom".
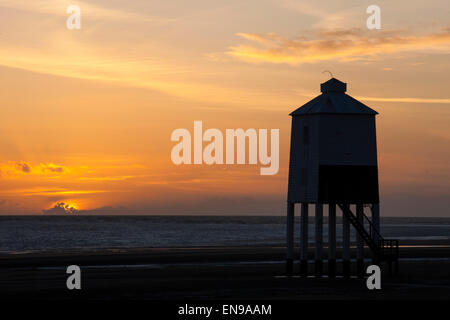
{"left": 1, "top": 242, "right": 449, "bottom": 300}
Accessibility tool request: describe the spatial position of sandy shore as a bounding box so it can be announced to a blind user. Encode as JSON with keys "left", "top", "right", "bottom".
{"left": 1, "top": 242, "right": 449, "bottom": 300}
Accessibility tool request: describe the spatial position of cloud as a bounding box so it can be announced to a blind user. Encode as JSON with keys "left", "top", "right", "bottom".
{"left": 78, "top": 175, "right": 136, "bottom": 181}
{"left": 54, "top": 195, "right": 285, "bottom": 215}
{"left": 14, "top": 161, "right": 31, "bottom": 173}
{"left": 77, "top": 205, "right": 127, "bottom": 215}
{"left": 39, "top": 163, "right": 66, "bottom": 173}
{"left": 0, "top": 161, "right": 68, "bottom": 176}
{"left": 42, "top": 202, "right": 78, "bottom": 215}
{"left": 0, "top": 0, "right": 173, "bottom": 24}
{"left": 294, "top": 89, "right": 450, "bottom": 104}
{"left": 276, "top": 0, "right": 326, "bottom": 19}
{"left": 355, "top": 96, "right": 450, "bottom": 104}
{"left": 0, "top": 40, "right": 242, "bottom": 106}
{"left": 19, "top": 188, "right": 107, "bottom": 196}
{"left": 228, "top": 28, "right": 450, "bottom": 65}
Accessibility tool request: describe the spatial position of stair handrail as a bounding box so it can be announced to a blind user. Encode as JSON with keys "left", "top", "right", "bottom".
{"left": 338, "top": 204, "right": 379, "bottom": 252}
{"left": 361, "top": 210, "right": 383, "bottom": 243}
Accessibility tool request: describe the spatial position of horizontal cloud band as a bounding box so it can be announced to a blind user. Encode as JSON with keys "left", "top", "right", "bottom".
{"left": 228, "top": 28, "right": 450, "bottom": 65}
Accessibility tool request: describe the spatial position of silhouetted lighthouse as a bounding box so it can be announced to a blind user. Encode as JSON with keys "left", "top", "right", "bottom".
{"left": 286, "top": 78, "right": 398, "bottom": 278}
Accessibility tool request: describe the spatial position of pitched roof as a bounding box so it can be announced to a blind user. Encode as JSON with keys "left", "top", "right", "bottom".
{"left": 290, "top": 78, "right": 378, "bottom": 116}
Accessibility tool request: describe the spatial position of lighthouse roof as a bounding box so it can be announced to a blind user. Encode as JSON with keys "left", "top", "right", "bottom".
{"left": 290, "top": 78, "right": 378, "bottom": 116}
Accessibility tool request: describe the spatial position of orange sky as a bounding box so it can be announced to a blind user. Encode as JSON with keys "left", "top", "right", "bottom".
{"left": 0, "top": 0, "right": 449, "bottom": 216}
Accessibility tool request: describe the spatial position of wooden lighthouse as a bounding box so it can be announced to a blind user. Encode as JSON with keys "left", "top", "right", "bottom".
{"left": 286, "top": 78, "right": 398, "bottom": 278}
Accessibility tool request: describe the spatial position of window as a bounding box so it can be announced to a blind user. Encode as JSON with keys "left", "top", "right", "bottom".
{"left": 303, "top": 126, "right": 309, "bottom": 145}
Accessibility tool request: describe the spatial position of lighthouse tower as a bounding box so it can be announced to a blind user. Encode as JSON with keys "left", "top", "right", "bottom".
{"left": 286, "top": 78, "right": 398, "bottom": 278}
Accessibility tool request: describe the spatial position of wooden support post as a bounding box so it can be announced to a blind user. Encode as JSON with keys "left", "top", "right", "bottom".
{"left": 342, "top": 204, "right": 351, "bottom": 279}
{"left": 371, "top": 203, "right": 381, "bottom": 265}
{"left": 371, "top": 203, "right": 380, "bottom": 241}
{"left": 356, "top": 204, "right": 365, "bottom": 278}
{"left": 315, "top": 203, "right": 323, "bottom": 277}
{"left": 328, "top": 204, "right": 336, "bottom": 278}
{"left": 300, "top": 203, "right": 309, "bottom": 277}
{"left": 286, "top": 202, "right": 295, "bottom": 275}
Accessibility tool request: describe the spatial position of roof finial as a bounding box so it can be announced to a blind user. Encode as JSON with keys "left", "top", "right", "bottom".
{"left": 322, "top": 70, "right": 334, "bottom": 78}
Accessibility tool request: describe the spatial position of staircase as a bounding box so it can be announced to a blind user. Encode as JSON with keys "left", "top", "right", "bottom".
{"left": 338, "top": 204, "right": 399, "bottom": 264}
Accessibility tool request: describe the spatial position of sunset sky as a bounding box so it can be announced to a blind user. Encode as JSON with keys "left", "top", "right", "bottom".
{"left": 0, "top": 0, "right": 449, "bottom": 216}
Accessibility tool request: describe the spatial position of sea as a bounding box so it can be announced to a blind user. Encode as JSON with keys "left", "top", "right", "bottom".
{"left": 0, "top": 216, "right": 449, "bottom": 254}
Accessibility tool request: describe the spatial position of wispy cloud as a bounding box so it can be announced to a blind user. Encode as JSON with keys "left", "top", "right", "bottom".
{"left": 9, "top": 188, "right": 107, "bottom": 196}
{"left": 0, "top": 0, "right": 173, "bottom": 24}
{"left": 356, "top": 96, "right": 450, "bottom": 104}
{"left": 294, "top": 90, "right": 450, "bottom": 105}
{"left": 0, "top": 34, "right": 247, "bottom": 106}
{"left": 0, "top": 161, "right": 68, "bottom": 176}
{"left": 78, "top": 175, "right": 137, "bottom": 181}
{"left": 276, "top": 0, "right": 365, "bottom": 29}
{"left": 228, "top": 28, "right": 450, "bottom": 65}
{"left": 27, "top": 189, "right": 107, "bottom": 196}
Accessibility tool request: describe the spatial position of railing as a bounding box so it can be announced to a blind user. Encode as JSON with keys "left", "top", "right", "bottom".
{"left": 379, "top": 239, "right": 399, "bottom": 261}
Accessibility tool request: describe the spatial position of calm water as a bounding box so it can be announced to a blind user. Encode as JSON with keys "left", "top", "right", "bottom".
{"left": 1, "top": 216, "right": 449, "bottom": 253}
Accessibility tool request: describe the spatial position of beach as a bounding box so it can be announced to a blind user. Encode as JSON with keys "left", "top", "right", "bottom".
{"left": 1, "top": 242, "right": 449, "bottom": 300}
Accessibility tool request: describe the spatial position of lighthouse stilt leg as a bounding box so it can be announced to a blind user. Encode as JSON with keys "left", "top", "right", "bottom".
{"left": 356, "top": 204, "right": 365, "bottom": 278}
{"left": 315, "top": 203, "right": 323, "bottom": 277}
{"left": 371, "top": 203, "right": 380, "bottom": 265}
{"left": 371, "top": 203, "right": 380, "bottom": 241}
{"left": 342, "top": 205, "right": 351, "bottom": 279}
{"left": 328, "top": 204, "right": 336, "bottom": 278}
{"left": 300, "top": 203, "right": 309, "bottom": 277}
{"left": 286, "top": 202, "right": 294, "bottom": 275}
